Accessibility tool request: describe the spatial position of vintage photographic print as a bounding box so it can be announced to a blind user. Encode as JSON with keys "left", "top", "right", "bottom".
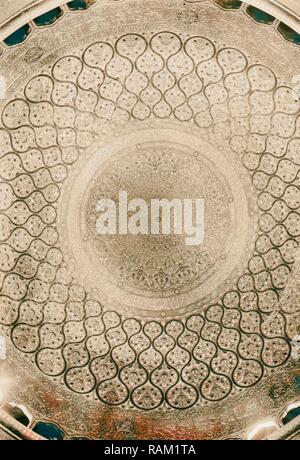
{"left": 0, "top": 0, "right": 299, "bottom": 444}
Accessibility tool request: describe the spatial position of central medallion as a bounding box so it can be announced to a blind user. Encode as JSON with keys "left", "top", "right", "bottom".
{"left": 60, "top": 125, "right": 255, "bottom": 317}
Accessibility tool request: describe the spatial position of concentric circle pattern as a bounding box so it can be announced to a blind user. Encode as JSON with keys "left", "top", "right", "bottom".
{"left": 61, "top": 126, "right": 254, "bottom": 317}
{"left": 0, "top": 31, "right": 299, "bottom": 411}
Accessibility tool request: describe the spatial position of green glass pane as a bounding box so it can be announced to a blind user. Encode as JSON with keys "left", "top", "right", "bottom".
{"left": 4, "top": 24, "right": 30, "bottom": 46}
{"left": 283, "top": 406, "right": 300, "bottom": 425}
{"left": 33, "top": 422, "right": 65, "bottom": 440}
{"left": 213, "top": 0, "right": 242, "bottom": 9}
{"left": 68, "top": 0, "right": 89, "bottom": 10}
{"left": 278, "top": 22, "right": 300, "bottom": 45}
{"left": 247, "top": 6, "right": 275, "bottom": 25}
{"left": 34, "top": 8, "right": 63, "bottom": 26}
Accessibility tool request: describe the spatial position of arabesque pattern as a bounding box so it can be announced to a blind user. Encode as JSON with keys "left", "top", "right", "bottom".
{"left": 0, "top": 32, "right": 299, "bottom": 409}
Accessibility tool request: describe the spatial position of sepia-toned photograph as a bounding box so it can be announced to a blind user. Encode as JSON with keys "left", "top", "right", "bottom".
{"left": 0, "top": 0, "right": 299, "bottom": 444}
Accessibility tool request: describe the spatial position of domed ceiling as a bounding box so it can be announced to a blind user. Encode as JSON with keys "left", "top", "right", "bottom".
{"left": 0, "top": 0, "right": 299, "bottom": 441}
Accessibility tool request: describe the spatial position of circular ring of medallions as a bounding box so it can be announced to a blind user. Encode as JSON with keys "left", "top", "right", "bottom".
{"left": 0, "top": 30, "right": 299, "bottom": 410}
